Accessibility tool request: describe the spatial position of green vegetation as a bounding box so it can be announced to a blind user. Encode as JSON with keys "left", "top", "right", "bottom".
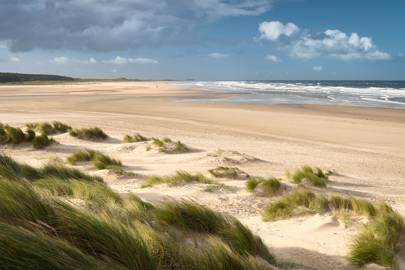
{"left": 263, "top": 189, "right": 405, "bottom": 268}
{"left": 0, "top": 154, "right": 277, "bottom": 270}
{"left": 246, "top": 177, "right": 282, "bottom": 196}
{"left": 32, "top": 134, "right": 56, "bottom": 149}
{"left": 287, "top": 166, "right": 329, "bottom": 188}
{"left": 142, "top": 171, "right": 213, "bottom": 187}
{"left": 67, "top": 149, "right": 122, "bottom": 171}
{"left": 349, "top": 206, "right": 404, "bottom": 268}
{"left": 0, "top": 154, "right": 102, "bottom": 182}
{"left": 0, "top": 72, "right": 74, "bottom": 83}
{"left": 263, "top": 190, "right": 377, "bottom": 221}
{"left": 0, "top": 124, "right": 55, "bottom": 149}
{"left": 26, "top": 121, "right": 71, "bottom": 135}
{"left": 209, "top": 166, "right": 249, "bottom": 179}
{"left": 123, "top": 133, "right": 148, "bottom": 143}
{"left": 148, "top": 137, "right": 190, "bottom": 153}
{"left": 69, "top": 127, "right": 108, "bottom": 141}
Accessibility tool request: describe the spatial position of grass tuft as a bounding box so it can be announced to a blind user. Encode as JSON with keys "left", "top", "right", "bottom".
{"left": 142, "top": 171, "right": 213, "bottom": 188}
{"left": 148, "top": 137, "right": 190, "bottom": 153}
{"left": 69, "top": 127, "right": 108, "bottom": 141}
{"left": 209, "top": 166, "right": 249, "bottom": 179}
{"left": 26, "top": 121, "right": 71, "bottom": 135}
{"left": 287, "top": 166, "right": 328, "bottom": 188}
{"left": 246, "top": 177, "right": 282, "bottom": 196}
{"left": 32, "top": 134, "right": 55, "bottom": 149}
{"left": 67, "top": 149, "right": 122, "bottom": 171}
{"left": 123, "top": 133, "right": 148, "bottom": 143}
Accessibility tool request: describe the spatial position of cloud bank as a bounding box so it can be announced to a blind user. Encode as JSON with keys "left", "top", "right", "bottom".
{"left": 259, "top": 21, "right": 391, "bottom": 61}
{"left": 0, "top": 0, "right": 272, "bottom": 52}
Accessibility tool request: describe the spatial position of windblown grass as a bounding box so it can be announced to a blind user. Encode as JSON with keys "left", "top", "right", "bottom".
{"left": 349, "top": 205, "right": 404, "bottom": 268}
{"left": 35, "top": 179, "right": 122, "bottom": 206}
{"left": 246, "top": 177, "right": 282, "bottom": 196}
{"left": 0, "top": 154, "right": 102, "bottom": 182}
{"left": 26, "top": 121, "right": 71, "bottom": 135}
{"left": 148, "top": 137, "right": 190, "bottom": 153}
{"left": 0, "top": 124, "right": 55, "bottom": 149}
{"left": 209, "top": 166, "right": 249, "bottom": 179}
{"left": 67, "top": 149, "right": 122, "bottom": 171}
{"left": 263, "top": 190, "right": 377, "bottom": 221}
{"left": 69, "top": 127, "right": 108, "bottom": 141}
{"left": 0, "top": 156, "right": 277, "bottom": 270}
{"left": 155, "top": 201, "right": 275, "bottom": 264}
{"left": 32, "top": 134, "right": 55, "bottom": 149}
{"left": 287, "top": 166, "right": 329, "bottom": 188}
{"left": 123, "top": 133, "right": 148, "bottom": 143}
{"left": 142, "top": 171, "right": 213, "bottom": 187}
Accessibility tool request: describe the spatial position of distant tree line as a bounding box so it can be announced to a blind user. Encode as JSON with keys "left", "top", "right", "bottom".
{"left": 0, "top": 72, "right": 74, "bottom": 83}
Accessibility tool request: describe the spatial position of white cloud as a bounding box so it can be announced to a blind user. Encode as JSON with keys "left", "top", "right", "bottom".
{"left": 208, "top": 53, "right": 230, "bottom": 59}
{"left": 313, "top": 65, "right": 323, "bottom": 71}
{"left": 259, "top": 21, "right": 299, "bottom": 41}
{"left": 51, "top": 56, "right": 70, "bottom": 64}
{"left": 289, "top": 29, "right": 391, "bottom": 61}
{"left": 51, "top": 56, "right": 157, "bottom": 65}
{"left": 9, "top": 56, "right": 21, "bottom": 63}
{"left": 259, "top": 21, "right": 391, "bottom": 61}
{"left": 265, "top": 54, "right": 279, "bottom": 62}
{"left": 105, "top": 56, "right": 158, "bottom": 65}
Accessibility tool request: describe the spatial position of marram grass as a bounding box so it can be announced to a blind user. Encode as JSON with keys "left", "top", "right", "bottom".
{"left": 246, "top": 177, "right": 282, "bottom": 196}
{"left": 69, "top": 127, "right": 108, "bottom": 141}
{"left": 67, "top": 149, "right": 122, "bottom": 170}
{"left": 0, "top": 154, "right": 277, "bottom": 270}
{"left": 287, "top": 165, "right": 329, "bottom": 188}
{"left": 142, "top": 171, "right": 213, "bottom": 187}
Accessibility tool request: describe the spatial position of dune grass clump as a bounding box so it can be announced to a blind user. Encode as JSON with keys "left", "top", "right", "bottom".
{"left": 155, "top": 201, "right": 275, "bottom": 264}
{"left": 287, "top": 166, "right": 329, "bottom": 188}
{"left": 0, "top": 156, "right": 278, "bottom": 270}
{"left": 35, "top": 179, "right": 123, "bottom": 207}
{"left": 209, "top": 166, "right": 249, "bottom": 179}
{"left": 26, "top": 121, "right": 71, "bottom": 135}
{"left": 0, "top": 154, "right": 102, "bottom": 182}
{"left": 123, "top": 133, "right": 149, "bottom": 143}
{"left": 148, "top": 137, "right": 190, "bottom": 154}
{"left": 0, "top": 124, "right": 55, "bottom": 149}
{"left": 142, "top": 171, "right": 213, "bottom": 188}
{"left": 69, "top": 127, "right": 108, "bottom": 141}
{"left": 349, "top": 205, "right": 404, "bottom": 268}
{"left": 32, "top": 134, "right": 56, "bottom": 149}
{"left": 246, "top": 177, "right": 282, "bottom": 196}
{"left": 263, "top": 190, "right": 378, "bottom": 222}
{"left": 67, "top": 149, "right": 122, "bottom": 171}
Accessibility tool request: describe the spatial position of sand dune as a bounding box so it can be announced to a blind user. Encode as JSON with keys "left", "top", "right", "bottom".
{"left": 1, "top": 81, "right": 404, "bottom": 269}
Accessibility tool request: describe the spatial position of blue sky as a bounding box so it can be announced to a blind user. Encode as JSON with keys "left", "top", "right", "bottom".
{"left": 0, "top": 0, "right": 404, "bottom": 80}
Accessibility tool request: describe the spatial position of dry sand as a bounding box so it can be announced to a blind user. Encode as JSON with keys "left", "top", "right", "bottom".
{"left": 1, "top": 81, "right": 404, "bottom": 270}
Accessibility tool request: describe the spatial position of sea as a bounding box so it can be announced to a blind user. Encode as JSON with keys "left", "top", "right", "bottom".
{"left": 176, "top": 81, "right": 405, "bottom": 108}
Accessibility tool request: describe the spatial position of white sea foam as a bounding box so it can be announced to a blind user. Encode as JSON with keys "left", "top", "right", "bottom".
{"left": 177, "top": 81, "right": 405, "bottom": 108}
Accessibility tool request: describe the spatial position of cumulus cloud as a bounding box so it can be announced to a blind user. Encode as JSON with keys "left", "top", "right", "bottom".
{"left": 51, "top": 56, "right": 158, "bottom": 65}
{"left": 259, "top": 21, "right": 299, "bottom": 41}
{"left": 0, "top": 0, "right": 272, "bottom": 52}
{"left": 290, "top": 29, "right": 391, "bottom": 60}
{"left": 313, "top": 65, "right": 323, "bottom": 71}
{"left": 209, "top": 53, "right": 230, "bottom": 59}
{"left": 259, "top": 21, "right": 391, "bottom": 61}
{"left": 265, "top": 54, "right": 279, "bottom": 62}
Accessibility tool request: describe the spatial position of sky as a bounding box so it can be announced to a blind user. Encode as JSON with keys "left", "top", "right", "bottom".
{"left": 0, "top": 0, "right": 404, "bottom": 80}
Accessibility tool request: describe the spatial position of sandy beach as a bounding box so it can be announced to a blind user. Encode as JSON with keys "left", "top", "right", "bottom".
{"left": 1, "top": 81, "right": 404, "bottom": 269}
